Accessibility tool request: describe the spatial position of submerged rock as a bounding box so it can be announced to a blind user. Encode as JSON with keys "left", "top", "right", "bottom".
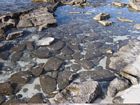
{"left": 0, "top": 95, "right": 6, "bottom": 104}
{"left": 44, "top": 57, "right": 64, "bottom": 71}
{"left": 6, "top": 31, "right": 23, "bottom": 40}
{"left": 40, "top": 75, "right": 57, "bottom": 94}
{"left": 117, "top": 17, "right": 133, "bottom": 23}
{"left": 134, "top": 24, "right": 140, "bottom": 30}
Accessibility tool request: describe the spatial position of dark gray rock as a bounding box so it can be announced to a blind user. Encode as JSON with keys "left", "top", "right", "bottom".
{"left": 26, "top": 41, "right": 34, "bottom": 51}
{"left": 49, "top": 40, "right": 65, "bottom": 52}
{"left": 57, "top": 70, "right": 73, "bottom": 90}
{"left": 79, "top": 69, "right": 115, "bottom": 82}
{"left": 0, "top": 51, "right": 10, "bottom": 60}
{"left": 44, "top": 57, "right": 64, "bottom": 71}
{"left": 10, "top": 51, "right": 23, "bottom": 63}
{"left": 61, "top": 46, "right": 74, "bottom": 55}
{"left": 33, "top": 47, "right": 50, "bottom": 59}
{"left": 46, "top": 71, "right": 58, "bottom": 79}
{"left": 0, "top": 95, "right": 6, "bottom": 104}
{"left": 40, "top": 75, "right": 57, "bottom": 94}
{"left": 71, "top": 64, "right": 81, "bottom": 72}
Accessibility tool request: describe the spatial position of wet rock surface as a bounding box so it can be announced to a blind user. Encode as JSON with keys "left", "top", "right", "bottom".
{"left": 0, "top": 0, "right": 140, "bottom": 104}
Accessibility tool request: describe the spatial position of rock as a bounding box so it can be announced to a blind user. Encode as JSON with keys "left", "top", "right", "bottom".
{"left": 0, "top": 29, "right": 5, "bottom": 39}
{"left": 36, "top": 37, "right": 55, "bottom": 46}
{"left": 33, "top": 47, "right": 50, "bottom": 58}
{"left": 49, "top": 40, "right": 65, "bottom": 52}
{"left": 11, "top": 43, "right": 26, "bottom": 52}
{"left": 50, "top": 80, "right": 101, "bottom": 103}
{"left": 71, "top": 64, "right": 81, "bottom": 71}
{"left": 44, "top": 57, "right": 64, "bottom": 71}
{"left": 32, "top": 0, "right": 56, "bottom": 3}
{"left": 129, "top": 0, "right": 140, "bottom": 11}
{"left": 40, "top": 75, "right": 57, "bottom": 94}
{"left": 57, "top": 70, "right": 73, "bottom": 90}
{"left": 46, "top": 71, "right": 58, "bottom": 79}
{"left": 112, "top": 2, "right": 127, "bottom": 7}
{"left": 17, "top": 19, "right": 33, "bottom": 28}
{"left": 10, "top": 51, "right": 23, "bottom": 63}
{"left": 117, "top": 17, "right": 133, "bottom": 22}
{"left": 2, "top": 98, "right": 25, "bottom": 105}
{"left": 93, "top": 13, "right": 110, "bottom": 21}
{"left": 6, "top": 31, "right": 23, "bottom": 40}
{"left": 107, "top": 78, "right": 130, "bottom": 97}
{"left": 98, "top": 20, "right": 113, "bottom": 26}
{"left": 108, "top": 40, "right": 140, "bottom": 84}
{"left": 0, "top": 51, "right": 10, "bottom": 60}
{"left": 113, "top": 96, "right": 124, "bottom": 104}
{"left": 61, "top": 0, "right": 86, "bottom": 5}
{"left": 30, "top": 64, "right": 44, "bottom": 77}
{"left": 79, "top": 69, "right": 115, "bottom": 82}
{"left": 81, "top": 59, "right": 94, "bottom": 69}
{"left": 5, "top": 19, "right": 16, "bottom": 27}
{"left": 26, "top": 41, "right": 34, "bottom": 51}
{"left": 28, "top": 93, "right": 44, "bottom": 103}
{"left": 113, "top": 84, "right": 140, "bottom": 103}
{"left": 134, "top": 24, "right": 140, "bottom": 30}
{"left": 0, "top": 82, "right": 13, "bottom": 95}
{"left": 0, "top": 95, "right": 6, "bottom": 104}
{"left": 9, "top": 71, "right": 32, "bottom": 85}
{"left": 18, "top": 6, "right": 56, "bottom": 30}
{"left": 61, "top": 46, "right": 74, "bottom": 55}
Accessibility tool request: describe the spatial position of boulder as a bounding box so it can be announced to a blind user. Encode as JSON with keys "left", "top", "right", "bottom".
{"left": 49, "top": 80, "right": 101, "bottom": 103}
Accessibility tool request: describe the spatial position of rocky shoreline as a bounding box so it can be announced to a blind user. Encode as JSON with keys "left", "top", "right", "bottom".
{"left": 0, "top": 0, "right": 140, "bottom": 104}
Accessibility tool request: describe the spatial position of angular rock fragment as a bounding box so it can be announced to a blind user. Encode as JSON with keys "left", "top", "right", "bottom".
{"left": 36, "top": 37, "right": 55, "bottom": 46}
{"left": 93, "top": 13, "right": 110, "bottom": 21}
{"left": 0, "top": 95, "right": 6, "bottom": 104}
